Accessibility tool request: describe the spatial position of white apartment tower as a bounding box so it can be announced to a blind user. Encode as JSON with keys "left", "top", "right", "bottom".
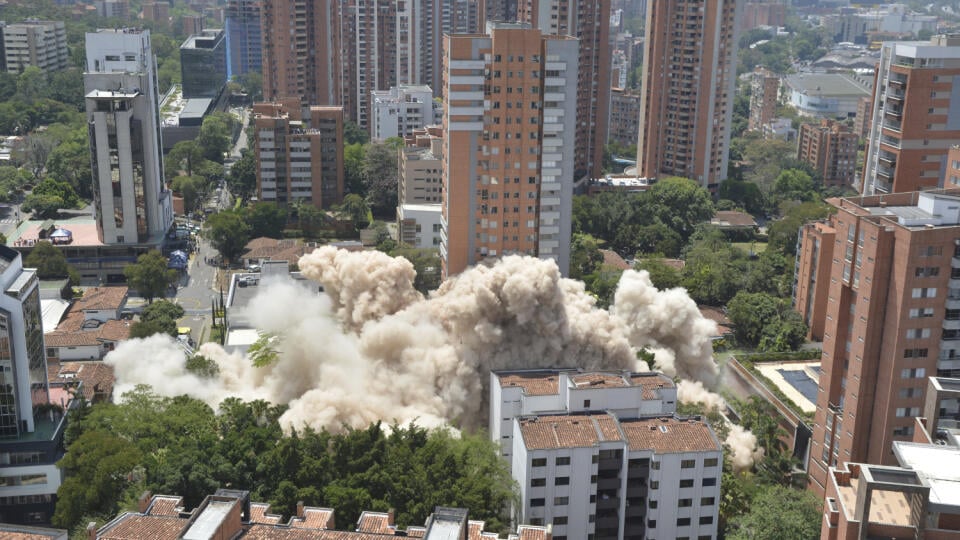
{"left": 0, "top": 245, "right": 63, "bottom": 525}
{"left": 0, "top": 19, "right": 69, "bottom": 73}
{"left": 491, "top": 370, "right": 722, "bottom": 540}
{"left": 84, "top": 29, "right": 173, "bottom": 245}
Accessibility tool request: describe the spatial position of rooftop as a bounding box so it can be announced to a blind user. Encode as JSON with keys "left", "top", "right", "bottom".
{"left": 754, "top": 361, "right": 822, "bottom": 414}
{"left": 711, "top": 210, "right": 758, "bottom": 228}
{"left": 0, "top": 523, "right": 67, "bottom": 540}
{"left": 74, "top": 286, "right": 128, "bottom": 312}
{"left": 894, "top": 442, "right": 960, "bottom": 511}
{"left": 619, "top": 416, "right": 722, "bottom": 453}
{"left": 783, "top": 72, "right": 872, "bottom": 97}
{"left": 496, "top": 369, "right": 675, "bottom": 399}
{"left": 519, "top": 413, "right": 622, "bottom": 449}
{"left": 47, "top": 360, "right": 116, "bottom": 402}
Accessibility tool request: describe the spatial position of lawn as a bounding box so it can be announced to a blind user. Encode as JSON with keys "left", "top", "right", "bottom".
{"left": 732, "top": 241, "right": 767, "bottom": 256}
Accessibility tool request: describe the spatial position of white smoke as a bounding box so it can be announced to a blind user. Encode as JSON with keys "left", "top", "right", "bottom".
{"left": 726, "top": 424, "right": 765, "bottom": 472}
{"left": 105, "top": 248, "right": 761, "bottom": 467}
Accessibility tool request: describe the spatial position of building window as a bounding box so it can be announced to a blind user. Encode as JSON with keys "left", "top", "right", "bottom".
{"left": 532, "top": 458, "right": 547, "bottom": 467}
{"left": 649, "top": 481, "right": 659, "bottom": 489}
{"left": 677, "top": 518, "right": 691, "bottom": 526}
{"left": 679, "top": 498, "right": 693, "bottom": 507}
{"left": 703, "top": 477, "right": 717, "bottom": 487}
{"left": 680, "top": 479, "right": 694, "bottom": 488}
{"left": 553, "top": 517, "right": 568, "bottom": 525}
{"left": 901, "top": 368, "right": 926, "bottom": 379}
{"left": 531, "top": 478, "right": 546, "bottom": 487}
{"left": 701, "top": 497, "right": 716, "bottom": 506}
{"left": 647, "top": 519, "right": 656, "bottom": 529}
{"left": 906, "top": 328, "right": 931, "bottom": 339}
{"left": 911, "top": 287, "right": 937, "bottom": 298}
{"left": 681, "top": 459, "right": 696, "bottom": 468}
{"left": 699, "top": 516, "right": 714, "bottom": 525}
{"left": 555, "top": 477, "right": 570, "bottom": 485}
{"left": 704, "top": 458, "right": 719, "bottom": 467}
{"left": 530, "top": 498, "right": 545, "bottom": 507}
{"left": 904, "top": 348, "right": 928, "bottom": 358}
{"left": 554, "top": 496, "right": 568, "bottom": 505}
{"left": 556, "top": 457, "right": 570, "bottom": 466}
{"left": 583, "top": 399, "right": 591, "bottom": 408}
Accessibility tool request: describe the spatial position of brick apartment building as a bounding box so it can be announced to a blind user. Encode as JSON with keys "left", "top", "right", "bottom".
{"left": 797, "top": 119, "right": 859, "bottom": 190}
{"left": 794, "top": 189, "right": 960, "bottom": 497}
{"left": 862, "top": 35, "right": 960, "bottom": 195}
{"left": 252, "top": 98, "right": 344, "bottom": 209}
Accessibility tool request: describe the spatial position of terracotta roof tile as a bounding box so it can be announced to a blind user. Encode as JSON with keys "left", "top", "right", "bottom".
{"left": 599, "top": 249, "right": 631, "bottom": 271}
{"left": 406, "top": 527, "right": 426, "bottom": 538}
{"left": 629, "top": 373, "right": 675, "bottom": 400}
{"left": 242, "top": 526, "right": 394, "bottom": 539}
{"left": 497, "top": 372, "right": 560, "bottom": 396}
{"left": 250, "top": 503, "right": 281, "bottom": 525}
{"left": 243, "top": 237, "right": 307, "bottom": 264}
{"left": 468, "top": 521, "right": 483, "bottom": 540}
{"left": 97, "top": 515, "right": 186, "bottom": 539}
{"left": 0, "top": 534, "right": 62, "bottom": 540}
{"left": 74, "top": 286, "right": 128, "bottom": 312}
{"left": 45, "top": 318, "right": 131, "bottom": 349}
{"left": 620, "top": 417, "right": 720, "bottom": 453}
{"left": 355, "top": 513, "right": 392, "bottom": 534}
{"left": 711, "top": 210, "right": 757, "bottom": 228}
{"left": 146, "top": 496, "right": 183, "bottom": 517}
{"left": 516, "top": 525, "right": 550, "bottom": 540}
{"left": 291, "top": 508, "right": 335, "bottom": 529}
{"left": 48, "top": 361, "right": 115, "bottom": 401}
{"left": 519, "top": 414, "right": 622, "bottom": 449}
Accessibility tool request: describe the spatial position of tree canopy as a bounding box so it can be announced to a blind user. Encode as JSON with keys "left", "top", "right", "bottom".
{"left": 56, "top": 388, "right": 517, "bottom": 534}
{"left": 205, "top": 210, "right": 252, "bottom": 262}
{"left": 124, "top": 251, "right": 178, "bottom": 303}
{"left": 726, "top": 485, "right": 822, "bottom": 540}
{"left": 24, "top": 241, "right": 78, "bottom": 283}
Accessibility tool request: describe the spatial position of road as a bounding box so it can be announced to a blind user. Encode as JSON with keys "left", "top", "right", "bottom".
{"left": 173, "top": 234, "right": 222, "bottom": 345}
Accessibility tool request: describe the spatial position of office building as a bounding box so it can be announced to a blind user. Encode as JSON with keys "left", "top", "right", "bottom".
{"left": 636, "top": 0, "right": 741, "bottom": 191}
{"left": 182, "top": 14, "right": 204, "bottom": 36}
{"left": 782, "top": 72, "right": 873, "bottom": 120}
{"left": 180, "top": 29, "right": 227, "bottom": 99}
{"left": 0, "top": 245, "right": 64, "bottom": 526}
{"left": 0, "top": 19, "right": 68, "bottom": 74}
{"left": 743, "top": 1, "right": 786, "bottom": 31}
{"left": 748, "top": 67, "right": 779, "bottom": 133}
{"left": 253, "top": 98, "right": 344, "bottom": 209}
{"left": 441, "top": 23, "right": 577, "bottom": 277}
{"left": 825, "top": 4, "right": 938, "bottom": 45}
{"left": 793, "top": 189, "right": 960, "bottom": 497}
{"left": 608, "top": 87, "right": 641, "bottom": 148}
{"left": 261, "top": 0, "right": 340, "bottom": 107}
{"left": 95, "top": 0, "right": 129, "bottom": 19}
{"left": 224, "top": 0, "right": 261, "bottom": 79}
{"left": 854, "top": 95, "right": 872, "bottom": 139}
{"left": 797, "top": 119, "right": 859, "bottom": 190}
{"left": 519, "top": 0, "right": 611, "bottom": 179}
{"left": 84, "top": 29, "right": 173, "bottom": 246}
{"left": 491, "top": 369, "right": 721, "bottom": 540}
{"left": 94, "top": 489, "right": 551, "bottom": 539}
{"left": 370, "top": 85, "right": 435, "bottom": 141}
{"left": 862, "top": 35, "right": 960, "bottom": 195}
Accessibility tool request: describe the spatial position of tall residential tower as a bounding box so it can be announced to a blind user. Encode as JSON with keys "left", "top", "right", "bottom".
{"left": 636, "top": 0, "right": 741, "bottom": 190}
{"left": 441, "top": 22, "right": 577, "bottom": 277}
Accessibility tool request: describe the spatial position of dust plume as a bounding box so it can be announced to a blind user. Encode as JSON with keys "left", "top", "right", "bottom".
{"left": 106, "top": 248, "right": 760, "bottom": 468}
{"left": 726, "top": 424, "right": 765, "bottom": 472}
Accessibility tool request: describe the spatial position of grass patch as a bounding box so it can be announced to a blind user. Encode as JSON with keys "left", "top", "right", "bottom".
{"left": 732, "top": 241, "right": 767, "bottom": 255}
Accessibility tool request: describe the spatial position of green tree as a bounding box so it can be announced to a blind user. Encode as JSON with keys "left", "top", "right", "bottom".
{"left": 205, "top": 210, "right": 251, "bottom": 262}
{"left": 227, "top": 149, "right": 256, "bottom": 202}
{"left": 339, "top": 194, "right": 370, "bottom": 231}
{"left": 24, "top": 241, "right": 78, "bottom": 283}
{"left": 759, "top": 310, "right": 808, "bottom": 353}
{"left": 21, "top": 192, "right": 63, "bottom": 218}
{"left": 637, "top": 257, "right": 683, "bottom": 290}
{"left": 185, "top": 354, "right": 220, "bottom": 378}
{"left": 343, "top": 120, "right": 369, "bottom": 145}
{"left": 45, "top": 135, "right": 92, "bottom": 198}
{"left": 197, "top": 112, "right": 236, "bottom": 163}
{"left": 235, "top": 71, "right": 262, "bottom": 101}
{"left": 171, "top": 175, "right": 206, "bottom": 214}
{"left": 727, "top": 485, "right": 822, "bottom": 540}
{"left": 569, "top": 233, "right": 603, "bottom": 280}
{"left": 768, "top": 200, "right": 835, "bottom": 255}
{"left": 32, "top": 177, "right": 79, "bottom": 207}
{"left": 718, "top": 179, "right": 765, "bottom": 215}
{"left": 166, "top": 140, "right": 205, "bottom": 179}
{"left": 390, "top": 247, "right": 441, "bottom": 294}
{"left": 361, "top": 143, "right": 399, "bottom": 217}
{"left": 774, "top": 168, "right": 817, "bottom": 202}
{"left": 245, "top": 203, "right": 286, "bottom": 239}
{"left": 681, "top": 228, "right": 748, "bottom": 305}
{"left": 726, "top": 291, "right": 782, "bottom": 347}
{"left": 16, "top": 67, "right": 47, "bottom": 104}
{"left": 123, "top": 251, "right": 178, "bottom": 303}
{"left": 647, "top": 176, "right": 715, "bottom": 242}
{"left": 52, "top": 430, "right": 143, "bottom": 529}
{"left": 344, "top": 143, "right": 365, "bottom": 195}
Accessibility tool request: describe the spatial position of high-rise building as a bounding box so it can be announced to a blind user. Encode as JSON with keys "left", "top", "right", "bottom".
{"left": 370, "top": 85, "right": 435, "bottom": 141}
{"left": 253, "top": 98, "right": 344, "bottom": 209}
{"left": 84, "top": 29, "right": 173, "bottom": 246}
{"left": 794, "top": 189, "right": 960, "bottom": 497}
{"left": 225, "top": 0, "right": 261, "bottom": 80}
{"left": 853, "top": 95, "right": 872, "bottom": 139}
{"left": 862, "top": 35, "right": 960, "bottom": 195}
{"left": 483, "top": 0, "right": 518, "bottom": 23}
{"left": 0, "top": 19, "right": 69, "bottom": 74}
{"left": 797, "top": 119, "right": 859, "bottom": 190}
{"left": 608, "top": 87, "right": 641, "bottom": 149}
{"left": 0, "top": 245, "right": 63, "bottom": 525}
{"left": 182, "top": 14, "right": 205, "bottom": 36}
{"left": 399, "top": 125, "right": 444, "bottom": 205}
{"left": 441, "top": 22, "right": 577, "bottom": 277}
{"left": 636, "top": 0, "right": 741, "bottom": 191}
{"left": 519, "top": 0, "right": 611, "bottom": 179}
{"left": 180, "top": 29, "right": 227, "bottom": 99}
{"left": 748, "top": 67, "right": 779, "bottom": 133}
{"left": 261, "top": 0, "right": 340, "bottom": 106}
{"left": 491, "top": 369, "right": 722, "bottom": 540}
{"left": 95, "top": 0, "right": 129, "bottom": 19}
{"left": 142, "top": 2, "right": 170, "bottom": 27}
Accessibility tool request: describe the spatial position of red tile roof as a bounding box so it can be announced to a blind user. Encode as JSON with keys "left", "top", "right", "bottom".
{"left": 711, "top": 210, "right": 757, "bottom": 228}
{"left": 620, "top": 417, "right": 721, "bottom": 453}
{"left": 516, "top": 526, "right": 551, "bottom": 540}
{"left": 45, "top": 316, "right": 131, "bottom": 349}
{"left": 498, "top": 372, "right": 560, "bottom": 396}
{"left": 250, "top": 503, "right": 282, "bottom": 525}
{"left": 519, "top": 413, "right": 623, "bottom": 450}
{"left": 599, "top": 249, "right": 631, "bottom": 271}
{"left": 291, "top": 508, "right": 335, "bottom": 529}
{"left": 74, "top": 286, "right": 128, "bottom": 312}
{"left": 47, "top": 361, "right": 115, "bottom": 401}
{"left": 147, "top": 496, "right": 183, "bottom": 517}
{"left": 355, "top": 512, "right": 392, "bottom": 534}
{"left": 97, "top": 515, "right": 185, "bottom": 540}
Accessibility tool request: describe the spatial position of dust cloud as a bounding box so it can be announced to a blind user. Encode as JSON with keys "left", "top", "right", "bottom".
{"left": 105, "top": 247, "right": 759, "bottom": 467}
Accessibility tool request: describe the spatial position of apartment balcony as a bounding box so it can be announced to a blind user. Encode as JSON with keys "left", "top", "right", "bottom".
{"left": 883, "top": 118, "right": 902, "bottom": 132}
{"left": 597, "top": 477, "right": 620, "bottom": 491}
{"left": 938, "top": 357, "right": 960, "bottom": 371}
{"left": 944, "top": 318, "right": 960, "bottom": 331}
{"left": 596, "top": 496, "right": 620, "bottom": 510}
{"left": 878, "top": 153, "right": 897, "bottom": 168}
{"left": 884, "top": 107, "right": 903, "bottom": 120}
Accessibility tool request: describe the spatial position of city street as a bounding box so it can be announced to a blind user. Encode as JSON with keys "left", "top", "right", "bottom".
{"left": 172, "top": 234, "right": 221, "bottom": 345}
